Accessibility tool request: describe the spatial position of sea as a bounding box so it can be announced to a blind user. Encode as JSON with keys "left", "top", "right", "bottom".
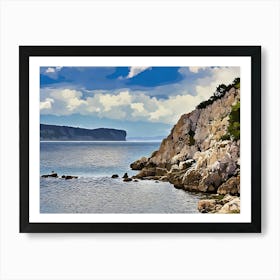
{"left": 40, "top": 141, "right": 202, "bottom": 213}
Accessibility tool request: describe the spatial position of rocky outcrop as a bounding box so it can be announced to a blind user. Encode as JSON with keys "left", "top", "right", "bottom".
{"left": 41, "top": 172, "right": 78, "bottom": 179}
{"left": 217, "top": 175, "right": 240, "bottom": 195}
{"left": 198, "top": 194, "right": 240, "bottom": 213}
{"left": 130, "top": 157, "right": 149, "bottom": 170}
{"left": 131, "top": 85, "right": 240, "bottom": 212}
{"left": 64, "top": 175, "right": 78, "bottom": 180}
{"left": 123, "top": 177, "right": 132, "bottom": 182}
{"left": 41, "top": 172, "right": 58, "bottom": 178}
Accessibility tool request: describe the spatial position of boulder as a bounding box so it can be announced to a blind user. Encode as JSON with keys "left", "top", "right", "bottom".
{"left": 201, "top": 172, "right": 223, "bottom": 192}
{"left": 65, "top": 175, "right": 78, "bottom": 180}
{"left": 217, "top": 175, "right": 240, "bottom": 195}
{"left": 179, "top": 159, "right": 195, "bottom": 170}
{"left": 218, "top": 197, "right": 240, "bottom": 213}
{"left": 159, "top": 176, "right": 169, "bottom": 182}
{"left": 197, "top": 199, "right": 217, "bottom": 213}
{"left": 155, "top": 167, "right": 167, "bottom": 176}
{"left": 135, "top": 168, "right": 156, "bottom": 178}
{"left": 111, "top": 174, "right": 119, "bottom": 178}
{"left": 122, "top": 172, "right": 129, "bottom": 179}
{"left": 182, "top": 169, "right": 202, "bottom": 191}
{"left": 41, "top": 173, "right": 58, "bottom": 178}
{"left": 130, "top": 157, "right": 148, "bottom": 170}
{"left": 123, "top": 177, "right": 132, "bottom": 182}
{"left": 167, "top": 170, "right": 185, "bottom": 188}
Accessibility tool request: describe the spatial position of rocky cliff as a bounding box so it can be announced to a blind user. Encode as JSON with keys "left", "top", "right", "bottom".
{"left": 40, "top": 124, "right": 127, "bottom": 141}
{"left": 131, "top": 84, "right": 240, "bottom": 213}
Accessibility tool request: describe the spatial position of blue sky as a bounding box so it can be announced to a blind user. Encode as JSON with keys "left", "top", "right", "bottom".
{"left": 40, "top": 66, "right": 239, "bottom": 138}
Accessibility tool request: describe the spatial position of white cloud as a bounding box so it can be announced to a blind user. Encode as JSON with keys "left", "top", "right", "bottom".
{"left": 45, "top": 66, "right": 63, "bottom": 73}
{"left": 40, "top": 98, "right": 54, "bottom": 110}
{"left": 50, "top": 89, "right": 87, "bottom": 111}
{"left": 98, "top": 91, "right": 132, "bottom": 111}
{"left": 131, "top": 102, "right": 145, "bottom": 112}
{"left": 127, "top": 67, "right": 150, "bottom": 78}
{"left": 195, "top": 66, "right": 240, "bottom": 99}
{"left": 46, "top": 67, "right": 55, "bottom": 73}
{"left": 188, "top": 67, "right": 207, "bottom": 73}
{"left": 40, "top": 66, "right": 240, "bottom": 124}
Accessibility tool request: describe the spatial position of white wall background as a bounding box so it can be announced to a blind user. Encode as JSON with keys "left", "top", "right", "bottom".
{"left": 0, "top": 0, "right": 279, "bottom": 279}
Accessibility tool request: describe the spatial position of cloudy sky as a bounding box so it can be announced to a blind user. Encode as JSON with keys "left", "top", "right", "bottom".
{"left": 40, "top": 66, "right": 239, "bottom": 138}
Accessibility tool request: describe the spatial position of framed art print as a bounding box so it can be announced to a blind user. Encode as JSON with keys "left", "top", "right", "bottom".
{"left": 19, "top": 46, "right": 261, "bottom": 233}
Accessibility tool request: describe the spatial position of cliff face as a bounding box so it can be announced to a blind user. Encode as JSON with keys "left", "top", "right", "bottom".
{"left": 131, "top": 87, "right": 240, "bottom": 199}
{"left": 40, "top": 124, "right": 127, "bottom": 141}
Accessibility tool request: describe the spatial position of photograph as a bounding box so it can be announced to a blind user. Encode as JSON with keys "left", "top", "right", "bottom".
{"left": 39, "top": 65, "right": 241, "bottom": 215}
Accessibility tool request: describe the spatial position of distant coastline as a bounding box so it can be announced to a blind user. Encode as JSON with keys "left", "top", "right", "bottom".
{"left": 40, "top": 140, "right": 162, "bottom": 143}
{"left": 40, "top": 123, "right": 127, "bottom": 141}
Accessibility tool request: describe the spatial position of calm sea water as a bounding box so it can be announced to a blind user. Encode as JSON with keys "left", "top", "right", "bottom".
{"left": 40, "top": 141, "right": 202, "bottom": 213}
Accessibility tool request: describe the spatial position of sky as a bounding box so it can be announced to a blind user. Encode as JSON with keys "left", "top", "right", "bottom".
{"left": 40, "top": 66, "right": 240, "bottom": 139}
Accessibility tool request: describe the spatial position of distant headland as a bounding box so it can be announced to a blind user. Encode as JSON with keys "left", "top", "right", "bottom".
{"left": 40, "top": 124, "right": 127, "bottom": 141}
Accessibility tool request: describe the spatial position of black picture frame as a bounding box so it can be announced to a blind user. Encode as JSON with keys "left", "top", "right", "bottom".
{"left": 20, "top": 46, "right": 261, "bottom": 233}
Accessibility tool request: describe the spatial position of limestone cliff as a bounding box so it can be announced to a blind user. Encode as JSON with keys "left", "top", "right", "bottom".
{"left": 131, "top": 84, "right": 240, "bottom": 210}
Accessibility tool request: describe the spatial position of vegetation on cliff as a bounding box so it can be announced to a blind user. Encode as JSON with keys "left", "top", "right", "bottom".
{"left": 196, "top": 77, "right": 240, "bottom": 110}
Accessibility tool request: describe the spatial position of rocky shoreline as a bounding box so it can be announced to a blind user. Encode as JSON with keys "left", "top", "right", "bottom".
{"left": 130, "top": 84, "right": 241, "bottom": 213}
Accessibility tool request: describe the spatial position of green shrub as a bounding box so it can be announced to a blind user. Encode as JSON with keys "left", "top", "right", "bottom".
{"left": 221, "top": 101, "right": 240, "bottom": 141}
{"left": 221, "top": 134, "right": 231, "bottom": 141}
{"left": 227, "top": 101, "right": 240, "bottom": 141}
{"left": 230, "top": 209, "right": 240, "bottom": 214}
{"left": 188, "top": 129, "right": 195, "bottom": 146}
{"left": 233, "top": 77, "right": 240, "bottom": 89}
{"left": 196, "top": 77, "right": 240, "bottom": 110}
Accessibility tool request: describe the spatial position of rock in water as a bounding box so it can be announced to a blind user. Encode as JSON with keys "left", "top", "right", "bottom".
{"left": 123, "top": 177, "right": 132, "bottom": 182}
{"left": 111, "top": 174, "right": 119, "bottom": 178}
{"left": 122, "top": 172, "right": 129, "bottom": 179}
{"left": 65, "top": 175, "right": 78, "bottom": 180}
{"left": 41, "top": 173, "right": 58, "bottom": 178}
{"left": 130, "top": 157, "right": 149, "bottom": 170}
